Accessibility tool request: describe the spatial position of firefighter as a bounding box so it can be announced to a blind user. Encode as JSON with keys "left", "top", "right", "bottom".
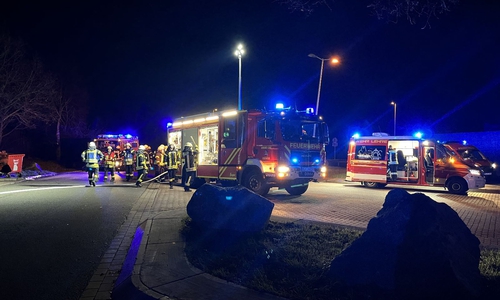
{"left": 81, "top": 141, "right": 103, "bottom": 187}
{"left": 181, "top": 142, "right": 198, "bottom": 192}
{"left": 154, "top": 144, "right": 166, "bottom": 182}
{"left": 166, "top": 144, "right": 179, "bottom": 189}
{"left": 122, "top": 143, "right": 135, "bottom": 181}
{"left": 103, "top": 146, "right": 116, "bottom": 181}
{"left": 114, "top": 145, "right": 122, "bottom": 173}
{"left": 135, "top": 145, "right": 149, "bottom": 187}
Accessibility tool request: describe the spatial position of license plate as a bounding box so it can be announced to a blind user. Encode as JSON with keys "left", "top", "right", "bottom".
{"left": 299, "top": 171, "right": 314, "bottom": 177}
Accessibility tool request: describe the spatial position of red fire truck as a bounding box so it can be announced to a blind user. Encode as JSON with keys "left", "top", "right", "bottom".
{"left": 345, "top": 133, "right": 486, "bottom": 194}
{"left": 167, "top": 106, "right": 329, "bottom": 195}
{"left": 94, "top": 134, "right": 140, "bottom": 170}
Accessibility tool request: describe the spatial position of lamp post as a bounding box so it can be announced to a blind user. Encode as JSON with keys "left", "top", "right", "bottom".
{"left": 391, "top": 101, "right": 397, "bottom": 136}
{"left": 234, "top": 44, "right": 245, "bottom": 111}
{"left": 308, "top": 53, "right": 339, "bottom": 115}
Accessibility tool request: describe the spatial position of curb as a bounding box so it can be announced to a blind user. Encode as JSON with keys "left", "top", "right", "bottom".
{"left": 112, "top": 218, "right": 170, "bottom": 300}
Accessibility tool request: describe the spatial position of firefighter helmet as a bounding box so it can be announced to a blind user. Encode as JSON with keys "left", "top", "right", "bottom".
{"left": 126, "top": 143, "right": 131, "bottom": 148}
{"left": 107, "top": 146, "right": 113, "bottom": 151}
{"left": 185, "top": 142, "right": 193, "bottom": 148}
{"left": 139, "top": 145, "right": 146, "bottom": 151}
{"left": 89, "top": 142, "right": 96, "bottom": 150}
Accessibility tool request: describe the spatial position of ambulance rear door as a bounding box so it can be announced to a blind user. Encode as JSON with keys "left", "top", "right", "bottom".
{"left": 348, "top": 138, "right": 388, "bottom": 183}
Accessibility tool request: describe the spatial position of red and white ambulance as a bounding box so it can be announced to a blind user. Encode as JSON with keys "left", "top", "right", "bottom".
{"left": 345, "top": 133, "right": 486, "bottom": 194}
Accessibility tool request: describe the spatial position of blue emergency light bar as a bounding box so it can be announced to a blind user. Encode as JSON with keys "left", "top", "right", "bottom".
{"left": 97, "top": 134, "right": 137, "bottom": 139}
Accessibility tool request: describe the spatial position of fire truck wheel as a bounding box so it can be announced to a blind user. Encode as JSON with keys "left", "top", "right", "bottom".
{"left": 243, "top": 170, "right": 270, "bottom": 196}
{"left": 447, "top": 178, "right": 468, "bottom": 195}
{"left": 285, "top": 184, "right": 309, "bottom": 195}
{"left": 363, "top": 181, "right": 385, "bottom": 188}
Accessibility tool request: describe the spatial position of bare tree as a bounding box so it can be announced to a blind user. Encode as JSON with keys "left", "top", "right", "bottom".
{"left": 44, "top": 78, "right": 92, "bottom": 161}
{"left": 273, "top": 0, "right": 460, "bottom": 28}
{"left": 0, "top": 34, "right": 54, "bottom": 148}
{"left": 44, "top": 82, "right": 69, "bottom": 161}
{"left": 273, "top": 0, "right": 332, "bottom": 14}
{"left": 367, "top": 0, "right": 460, "bottom": 29}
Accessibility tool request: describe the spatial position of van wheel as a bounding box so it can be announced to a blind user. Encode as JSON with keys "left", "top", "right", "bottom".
{"left": 364, "top": 182, "right": 383, "bottom": 188}
{"left": 243, "top": 170, "right": 270, "bottom": 196}
{"left": 285, "top": 183, "right": 309, "bottom": 195}
{"left": 447, "top": 178, "right": 468, "bottom": 195}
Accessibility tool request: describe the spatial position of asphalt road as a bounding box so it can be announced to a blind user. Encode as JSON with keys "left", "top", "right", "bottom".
{"left": 1, "top": 172, "right": 499, "bottom": 300}
{"left": 0, "top": 172, "right": 145, "bottom": 300}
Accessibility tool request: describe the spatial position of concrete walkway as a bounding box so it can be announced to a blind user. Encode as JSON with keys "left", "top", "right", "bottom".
{"left": 77, "top": 181, "right": 500, "bottom": 300}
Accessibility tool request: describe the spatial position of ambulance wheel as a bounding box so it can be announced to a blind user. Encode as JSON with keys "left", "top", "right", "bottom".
{"left": 285, "top": 184, "right": 309, "bottom": 195}
{"left": 447, "top": 178, "right": 468, "bottom": 195}
{"left": 243, "top": 170, "right": 270, "bottom": 196}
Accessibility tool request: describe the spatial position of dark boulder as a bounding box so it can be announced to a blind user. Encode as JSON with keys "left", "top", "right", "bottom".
{"left": 328, "top": 188, "right": 481, "bottom": 299}
{"left": 186, "top": 184, "right": 274, "bottom": 234}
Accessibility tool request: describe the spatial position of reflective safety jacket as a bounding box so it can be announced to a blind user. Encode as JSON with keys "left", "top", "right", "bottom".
{"left": 182, "top": 147, "right": 198, "bottom": 172}
{"left": 104, "top": 151, "right": 116, "bottom": 167}
{"left": 136, "top": 152, "right": 148, "bottom": 170}
{"left": 81, "top": 149, "right": 103, "bottom": 168}
{"left": 166, "top": 150, "right": 179, "bottom": 170}
{"left": 155, "top": 151, "right": 165, "bottom": 166}
{"left": 122, "top": 149, "right": 135, "bottom": 166}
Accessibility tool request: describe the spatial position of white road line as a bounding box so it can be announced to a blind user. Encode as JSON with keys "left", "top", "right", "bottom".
{"left": 0, "top": 185, "right": 84, "bottom": 195}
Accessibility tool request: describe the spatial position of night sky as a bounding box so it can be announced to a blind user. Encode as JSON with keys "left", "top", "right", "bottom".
{"left": 2, "top": 0, "right": 500, "bottom": 146}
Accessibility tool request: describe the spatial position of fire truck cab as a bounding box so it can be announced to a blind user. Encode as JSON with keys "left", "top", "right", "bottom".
{"left": 346, "top": 134, "right": 486, "bottom": 194}
{"left": 167, "top": 106, "right": 329, "bottom": 196}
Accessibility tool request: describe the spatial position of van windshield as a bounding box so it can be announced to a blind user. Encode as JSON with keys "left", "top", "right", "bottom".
{"left": 458, "top": 149, "right": 487, "bottom": 161}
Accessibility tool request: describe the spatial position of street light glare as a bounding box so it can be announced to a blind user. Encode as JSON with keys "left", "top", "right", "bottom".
{"left": 235, "top": 43, "right": 245, "bottom": 110}
{"left": 331, "top": 58, "right": 340, "bottom": 64}
{"left": 235, "top": 44, "right": 245, "bottom": 57}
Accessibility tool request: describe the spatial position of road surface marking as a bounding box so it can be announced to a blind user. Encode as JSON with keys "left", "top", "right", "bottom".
{"left": 0, "top": 185, "right": 84, "bottom": 195}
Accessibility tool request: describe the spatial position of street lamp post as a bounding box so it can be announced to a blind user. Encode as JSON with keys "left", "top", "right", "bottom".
{"left": 308, "top": 53, "right": 339, "bottom": 115}
{"left": 234, "top": 44, "right": 245, "bottom": 111}
{"left": 391, "top": 101, "right": 397, "bottom": 136}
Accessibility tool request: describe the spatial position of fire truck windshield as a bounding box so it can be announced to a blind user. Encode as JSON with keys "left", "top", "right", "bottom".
{"left": 280, "top": 120, "right": 328, "bottom": 143}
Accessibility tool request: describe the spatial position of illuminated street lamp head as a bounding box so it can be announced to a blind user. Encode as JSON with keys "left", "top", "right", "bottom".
{"left": 234, "top": 44, "right": 244, "bottom": 58}
{"left": 308, "top": 53, "right": 320, "bottom": 60}
{"left": 309, "top": 53, "right": 340, "bottom": 64}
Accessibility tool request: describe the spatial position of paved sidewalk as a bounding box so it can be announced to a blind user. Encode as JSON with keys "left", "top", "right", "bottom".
{"left": 79, "top": 181, "right": 500, "bottom": 300}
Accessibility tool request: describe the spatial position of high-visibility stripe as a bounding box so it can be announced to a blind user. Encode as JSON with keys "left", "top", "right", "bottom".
{"left": 284, "top": 145, "right": 290, "bottom": 160}
{"left": 219, "top": 166, "right": 227, "bottom": 177}
{"left": 223, "top": 148, "right": 240, "bottom": 165}
{"left": 219, "top": 148, "right": 241, "bottom": 178}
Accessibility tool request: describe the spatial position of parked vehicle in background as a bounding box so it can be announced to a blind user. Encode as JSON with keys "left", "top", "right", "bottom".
{"left": 94, "top": 134, "right": 139, "bottom": 170}
{"left": 167, "top": 105, "right": 329, "bottom": 196}
{"left": 441, "top": 141, "right": 497, "bottom": 181}
{"left": 346, "top": 133, "right": 486, "bottom": 195}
